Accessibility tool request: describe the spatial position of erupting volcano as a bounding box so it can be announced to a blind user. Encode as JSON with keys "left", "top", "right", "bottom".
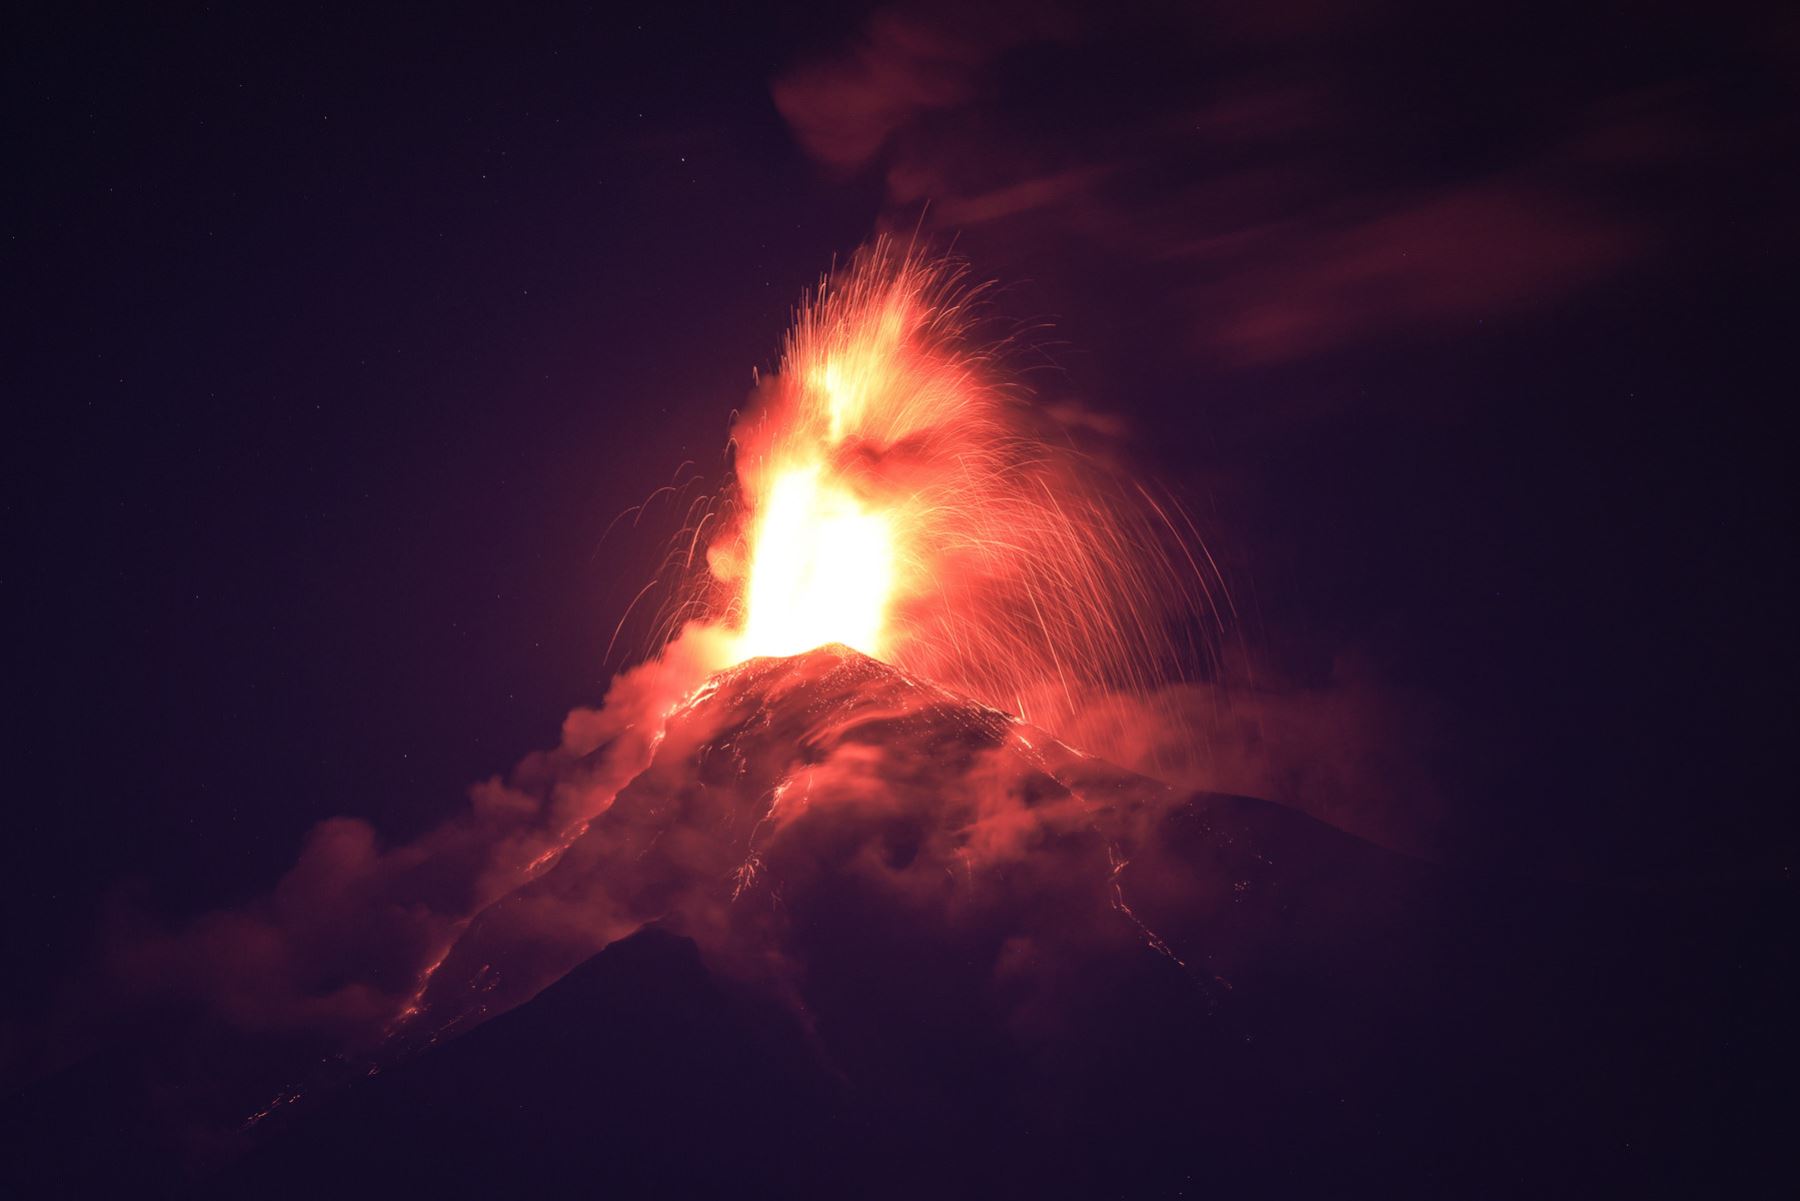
{"left": 17, "top": 243, "right": 1749, "bottom": 1201}
{"left": 194, "top": 248, "right": 1608, "bottom": 1201}
{"left": 378, "top": 240, "right": 1231, "bottom": 1053}
{"left": 12, "top": 5, "right": 1781, "bottom": 1196}
{"left": 0, "top": 216, "right": 1753, "bottom": 1201}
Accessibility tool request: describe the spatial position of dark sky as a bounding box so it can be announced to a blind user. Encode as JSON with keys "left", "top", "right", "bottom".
{"left": 4, "top": 0, "right": 1793, "bottom": 1034}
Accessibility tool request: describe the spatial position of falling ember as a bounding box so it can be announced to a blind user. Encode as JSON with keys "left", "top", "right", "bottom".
{"left": 685, "top": 239, "right": 1229, "bottom": 747}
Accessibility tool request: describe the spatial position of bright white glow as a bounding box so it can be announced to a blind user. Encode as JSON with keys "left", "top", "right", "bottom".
{"left": 736, "top": 462, "right": 894, "bottom": 659}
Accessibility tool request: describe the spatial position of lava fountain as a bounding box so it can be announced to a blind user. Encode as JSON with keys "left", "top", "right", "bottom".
{"left": 680, "top": 239, "right": 1227, "bottom": 743}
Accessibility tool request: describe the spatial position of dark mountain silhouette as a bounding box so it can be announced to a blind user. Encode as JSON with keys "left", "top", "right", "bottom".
{"left": 210, "top": 647, "right": 1781, "bottom": 1197}
{"left": 6, "top": 647, "right": 1782, "bottom": 1197}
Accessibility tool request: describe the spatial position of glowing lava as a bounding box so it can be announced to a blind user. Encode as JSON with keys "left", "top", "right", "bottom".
{"left": 689, "top": 239, "right": 1227, "bottom": 751}
{"left": 739, "top": 462, "right": 895, "bottom": 658}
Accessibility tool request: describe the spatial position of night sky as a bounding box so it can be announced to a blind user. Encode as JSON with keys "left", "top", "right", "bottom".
{"left": 3, "top": 1, "right": 1793, "bottom": 1189}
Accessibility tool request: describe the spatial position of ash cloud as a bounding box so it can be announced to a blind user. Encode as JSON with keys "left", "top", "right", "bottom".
{"left": 771, "top": 5, "right": 1073, "bottom": 173}
{"left": 771, "top": 2, "right": 1763, "bottom": 366}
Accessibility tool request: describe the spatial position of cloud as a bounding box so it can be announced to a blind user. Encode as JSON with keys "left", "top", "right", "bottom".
{"left": 772, "top": 8, "right": 1064, "bottom": 172}
{"left": 928, "top": 165, "right": 1112, "bottom": 225}
{"left": 1197, "top": 180, "right": 1643, "bottom": 361}
{"left": 770, "top": 3, "right": 1704, "bottom": 365}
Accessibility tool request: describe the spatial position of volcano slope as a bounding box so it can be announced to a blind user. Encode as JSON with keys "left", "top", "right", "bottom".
{"left": 209, "top": 646, "right": 1777, "bottom": 1198}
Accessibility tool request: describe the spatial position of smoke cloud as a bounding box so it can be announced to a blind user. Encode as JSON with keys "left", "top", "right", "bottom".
{"left": 94, "top": 623, "right": 735, "bottom": 1051}
{"left": 1045, "top": 661, "right": 1449, "bottom": 861}
{"left": 766, "top": 2, "right": 1760, "bottom": 374}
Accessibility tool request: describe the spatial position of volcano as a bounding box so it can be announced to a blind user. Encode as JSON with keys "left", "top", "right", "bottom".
{"left": 163, "top": 644, "right": 1770, "bottom": 1198}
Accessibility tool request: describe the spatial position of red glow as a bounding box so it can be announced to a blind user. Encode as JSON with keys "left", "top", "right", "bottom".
{"left": 695, "top": 241, "right": 1226, "bottom": 743}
